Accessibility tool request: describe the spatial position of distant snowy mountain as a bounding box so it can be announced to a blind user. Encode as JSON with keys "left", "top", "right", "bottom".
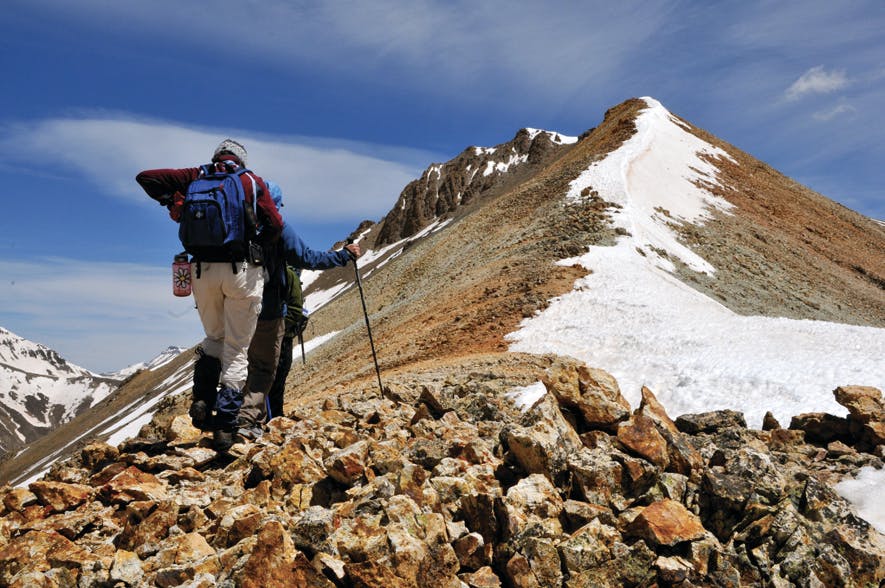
{"left": 107, "top": 345, "right": 188, "bottom": 380}
{"left": 0, "top": 327, "right": 122, "bottom": 454}
{"left": 0, "top": 340, "right": 195, "bottom": 487}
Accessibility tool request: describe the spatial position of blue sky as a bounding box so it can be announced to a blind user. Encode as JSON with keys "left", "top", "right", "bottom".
{"left": 1, "top": 0, "right": 883, "bottom": 373}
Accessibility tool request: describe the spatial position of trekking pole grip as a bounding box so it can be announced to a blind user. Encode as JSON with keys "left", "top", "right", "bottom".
{"left": 345, "top": 238, "right": 357, "bottom": 262}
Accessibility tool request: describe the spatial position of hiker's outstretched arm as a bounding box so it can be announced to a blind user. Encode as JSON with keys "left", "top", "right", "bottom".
{"left": 281, "top": 224, "right": 352, "bottom": 269}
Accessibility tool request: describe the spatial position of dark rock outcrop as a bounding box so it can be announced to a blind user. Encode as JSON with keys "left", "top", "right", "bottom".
{"left": 376, "top": 129, "right": 575, "bottom": 246}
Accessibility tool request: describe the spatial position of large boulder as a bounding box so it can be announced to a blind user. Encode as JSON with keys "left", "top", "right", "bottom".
{"left": 834, "top": 385, "right": 885, "bottom": 448}
{"left": 626, "top": 499, "right": 706, "bottom": 547}
{"left": 543, "top": 361, "right": 631, "bottom": 431}
{"left": 502, "top": 393, "right": 583, "bottom": 482}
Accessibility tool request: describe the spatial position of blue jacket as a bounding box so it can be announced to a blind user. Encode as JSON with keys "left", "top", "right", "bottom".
{"left": 259, "top": 223, "right": 351, "bottom": 320}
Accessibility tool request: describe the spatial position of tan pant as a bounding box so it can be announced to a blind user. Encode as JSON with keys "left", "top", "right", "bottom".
{"left": 191, "top": 261, "right": 264, "bottom": 392}
{"left": 239, "top": 317, "right": 285, "bottom": 427}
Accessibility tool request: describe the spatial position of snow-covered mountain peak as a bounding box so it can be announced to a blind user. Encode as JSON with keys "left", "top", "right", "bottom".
{"left": 508, "top": 96, "right": 884, "bottom": 428}
{"left": 0, "top": 326, "right": 84, "bottom": 378}
{"left": 567, "top": 96, "right": 735, "bottom": 275}
{"left": 108, "top": 345, "right": 188, "bottom": 379}
{"left": 0, "top": 326, "right": 121, "bottom": 453}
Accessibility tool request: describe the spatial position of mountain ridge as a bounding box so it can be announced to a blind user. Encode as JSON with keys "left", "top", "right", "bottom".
{"left": 376, "top": 127, "right": 579, "bottom": 246}
{"left": 298, "top": 96, "right": 881, "bottom": 399}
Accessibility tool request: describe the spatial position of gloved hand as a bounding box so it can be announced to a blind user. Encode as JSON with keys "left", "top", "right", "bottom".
{"left": 293, "top": 314, "right": 309, "bottom": 337}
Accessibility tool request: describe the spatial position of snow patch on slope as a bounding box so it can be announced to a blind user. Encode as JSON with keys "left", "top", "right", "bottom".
{"left": 109, "top": 346, "right": 188, "bottom": 379}
{"left": 525, "top": 128, "right": 578, "bottom": 145}
{"left": 834, "top": 467, "right": 885, "bottom": 534}
{"left": 507, "top": 97, "right": 885, "bottom": 429}
{"left": 304, "top": 218, "right": 453, "bottom": 313}
{"left": 567, "top": 97, "right": 733, "bottom": 274}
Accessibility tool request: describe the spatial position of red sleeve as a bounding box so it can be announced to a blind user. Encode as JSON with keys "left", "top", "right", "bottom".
{"left": 135, "top": 167, "right": 200, "bottom": 204}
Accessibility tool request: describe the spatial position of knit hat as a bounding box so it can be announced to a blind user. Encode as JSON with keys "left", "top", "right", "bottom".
{"left": 212, "top": 139, "right": 247, "bottom": 166}
{"left": 266, "top": 180, "right": 284, "bottom": 207}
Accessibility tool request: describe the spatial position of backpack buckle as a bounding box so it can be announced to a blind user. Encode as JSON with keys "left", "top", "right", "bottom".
{"left": 248, "top": 242, "right": 264, "bottom": 266}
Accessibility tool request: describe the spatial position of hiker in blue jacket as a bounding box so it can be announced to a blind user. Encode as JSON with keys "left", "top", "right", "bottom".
{"left": 237, "top": 182, "right": 360, "bottom": 438}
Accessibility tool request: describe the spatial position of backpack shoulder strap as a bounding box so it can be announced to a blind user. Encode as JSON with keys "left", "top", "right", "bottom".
{"left": 239, "top": 170, "right": 261, "bottom": 213}
{"left": 239, "top": 169, "right": 258, "bottom": 192}
{"left": 236, "top": 169, "right": 260, "bottom": 240}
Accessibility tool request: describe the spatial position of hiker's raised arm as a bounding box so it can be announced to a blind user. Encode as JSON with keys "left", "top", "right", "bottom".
{"left": 135, "top": 167, "right": 200, "bottom": 206}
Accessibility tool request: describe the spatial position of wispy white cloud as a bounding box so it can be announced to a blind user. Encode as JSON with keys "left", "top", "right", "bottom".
{"left": 0, "top": 257, "right": 203, "bottom": 373}
{"left": 0, "top": 116, "right": 437, "bottom": 222}
{"left": 0, "top": 113, "right": 431, "bottom": 372}
{"left": 711, "top": 4, "right": 879, "bottom": 116}
{"left": 785, "top": 66, "right": 849, "bottom": 101}
{"left": 812, "top": 103, "right": 857, "bottom": 122}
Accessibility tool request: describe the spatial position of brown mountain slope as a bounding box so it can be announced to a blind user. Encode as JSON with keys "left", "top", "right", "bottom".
{"left": 286, "top": 97, "right": 883, "bottom": 413}
{"left": 674, "top": 119, "right": 884, "bottom": 326}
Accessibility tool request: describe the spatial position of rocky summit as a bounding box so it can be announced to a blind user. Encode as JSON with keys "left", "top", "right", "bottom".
{"left": 1, "top": 355, "right": 883, "bottom": 587}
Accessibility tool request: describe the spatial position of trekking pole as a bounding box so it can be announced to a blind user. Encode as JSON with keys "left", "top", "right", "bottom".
{"left": 297, "top": 309, "right": 309, "bottom": 365}
{"left": 347, "top": 240, "right": 383, "bottom": 394}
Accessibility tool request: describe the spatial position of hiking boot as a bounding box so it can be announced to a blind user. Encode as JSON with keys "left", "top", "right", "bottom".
{"left": 237, "top": 424, "right": 263, "bottom": 441}
{"left": 189, "top": 400, "right": 209, "bottom": 430}
{"left": 213, "top": 429, "right": 235, "bottom": 452}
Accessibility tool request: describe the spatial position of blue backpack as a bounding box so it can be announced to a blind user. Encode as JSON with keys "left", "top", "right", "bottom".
{"left": 179, "top": 164, "right": 257, "bottom": 262}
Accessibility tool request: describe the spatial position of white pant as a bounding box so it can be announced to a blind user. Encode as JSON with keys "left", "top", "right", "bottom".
{"left": 191, "top": 261, "right": 263, "bottom": 391}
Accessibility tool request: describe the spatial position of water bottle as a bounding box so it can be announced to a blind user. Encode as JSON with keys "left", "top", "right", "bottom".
{"left": 172, "top": 252, "right": 192, "bottom": 297}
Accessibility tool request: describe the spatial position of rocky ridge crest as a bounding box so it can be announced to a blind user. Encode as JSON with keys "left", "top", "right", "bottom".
{"left": 0, "top": 355, "right": 883, "bottom": 587}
